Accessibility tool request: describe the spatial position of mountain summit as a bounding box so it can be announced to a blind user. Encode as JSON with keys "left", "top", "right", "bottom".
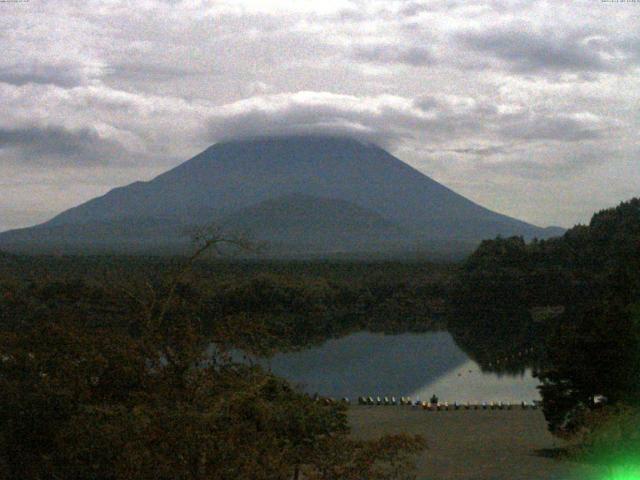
{"left": 0, "top": 136, "right": 562, "bottom": 257}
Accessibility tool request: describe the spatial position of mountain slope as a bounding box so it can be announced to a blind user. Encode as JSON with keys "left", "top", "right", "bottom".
{"left": 220, "top": 193, "right": 409, "bottom": 253}
{"left": 0, "top": 135, "right": 562, "bottom": 256}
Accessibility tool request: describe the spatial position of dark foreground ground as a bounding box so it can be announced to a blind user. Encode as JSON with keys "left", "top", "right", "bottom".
{"left": 348, "top": 406, "right": 607, "bottom": 480}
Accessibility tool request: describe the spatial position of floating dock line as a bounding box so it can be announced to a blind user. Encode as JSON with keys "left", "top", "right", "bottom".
{"left": 313, "top": 396, "right": 540, "bottom": 410}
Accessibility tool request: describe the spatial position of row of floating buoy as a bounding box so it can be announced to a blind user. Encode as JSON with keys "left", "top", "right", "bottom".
{"left": 356, "top": 396, "right": 540, "bottom": 410}
{"left": 313, "top": 396, "right": 352, "bottom": 405}
{"left": 358, "top": 396, "right": 412, "bottom": 406}
{"left": 311, "top": 396, "right": 541, "bottom": 410}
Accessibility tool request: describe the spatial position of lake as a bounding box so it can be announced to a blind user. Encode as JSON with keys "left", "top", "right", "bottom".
{"left": 260, "top": 331, "right": 541, "bottom": 403}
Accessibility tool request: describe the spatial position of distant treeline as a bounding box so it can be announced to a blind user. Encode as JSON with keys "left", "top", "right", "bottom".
{"left": 0, "top": 257, "right": 452, "bottom": 355}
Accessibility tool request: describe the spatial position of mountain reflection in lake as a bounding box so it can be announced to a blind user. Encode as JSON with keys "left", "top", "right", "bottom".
{"left": 258, "top": 332, "right": 540, "bottom": 402}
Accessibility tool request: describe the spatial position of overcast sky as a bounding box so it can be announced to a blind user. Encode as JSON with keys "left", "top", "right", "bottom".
{"left": 1, "top": 0, "right": 639, "bottom": 232}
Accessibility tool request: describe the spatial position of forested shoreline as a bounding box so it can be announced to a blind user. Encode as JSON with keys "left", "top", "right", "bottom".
{"left": 451, "top": 198, "right": 640, "bottom": 466}
{"left": 1, "top": 247, "right": 436, "bottom": 479}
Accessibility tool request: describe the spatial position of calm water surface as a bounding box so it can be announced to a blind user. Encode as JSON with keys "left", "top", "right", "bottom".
{"left": 261, "top": 331, "right": 540, "bottom": 403}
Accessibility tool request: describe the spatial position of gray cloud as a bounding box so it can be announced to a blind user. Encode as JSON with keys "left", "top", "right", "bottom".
{"left": 459, "top": 27, "right": 616, "bottom": 73}
{"left": 0, "top": 63, "right": 86, "bottom": 88}
{"left": 398, "top": 2, "right": 432, "bottom": 17}
{"left": 0, "top": 125, "right": 125, "bottom": 165}
{"left": 203, "top": 91, "right": 612, "bottom": 154}
{"left": 352, "top": 43, "right": 435, "bottom": 66}
{"left": 619, "top": 34, "right": 640, "bottom": 62}
{"left": 203, "top": 91, "right": 524, "bottom": 150}
{"left": 481, "top": 150, "right": 608, "bottom": 180}
{"left": 499, "top": 116, "right": 603, "bottom": 142}
{"left": 205, "top": 93, "right": 407, "bottom": 148}
{"left": 104, "top": 62, "right": 204, "bottom": 83}
{"left": 397, "top": 0, "right": 480, "bottom": 16}
{"left": 446, "top": 145, "right": 511, "bottom": 157}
